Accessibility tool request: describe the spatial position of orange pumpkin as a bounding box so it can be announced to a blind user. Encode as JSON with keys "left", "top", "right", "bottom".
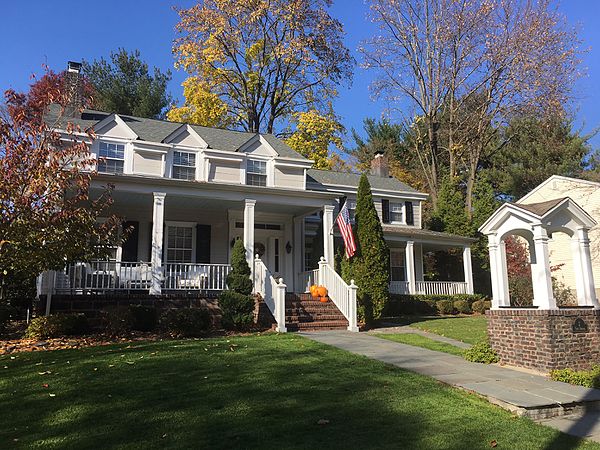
{"left": 316, "top": 286, "right": 328, "bottom": 297}
{"left": 319, "top": 296, "right": 328, "bottom": 303}
{"left": 309, "top": 285, "right": 319, "bottom": 298}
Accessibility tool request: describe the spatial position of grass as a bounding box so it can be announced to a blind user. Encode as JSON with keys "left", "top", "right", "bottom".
{"left": 406, "top": 315, "right": 488, "bottom": 345}
{"left": 376, "top": 333, "right": 465, "bottom": 356}
{"left": 1, "top": 333, "right": 597, "bottom": 449}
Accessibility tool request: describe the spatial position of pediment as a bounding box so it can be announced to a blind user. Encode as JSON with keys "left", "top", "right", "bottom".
{"left": 238, "top": 135, "right": 277, "bottom": 157}
{"left": 93, "top": 114, "right": 138, "bottom": 140}
{"left": 163, "top": 124, "right": 208, "bottom": 148}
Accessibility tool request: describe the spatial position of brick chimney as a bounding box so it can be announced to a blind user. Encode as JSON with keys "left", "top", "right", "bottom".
{"left": 63, "top": 61, "right": 83, "bottom": 116}
{"left": 370, "top": 150, "right": 389, "bottom": 177}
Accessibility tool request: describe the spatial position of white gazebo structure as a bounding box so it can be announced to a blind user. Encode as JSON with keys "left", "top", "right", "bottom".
{"left": 479, "top": 197, "right": 598, "bottom": 309}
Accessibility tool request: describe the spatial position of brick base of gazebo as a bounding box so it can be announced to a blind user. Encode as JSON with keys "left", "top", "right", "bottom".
{"left": 487, "top": 309, "right": 600, "bottom": 372}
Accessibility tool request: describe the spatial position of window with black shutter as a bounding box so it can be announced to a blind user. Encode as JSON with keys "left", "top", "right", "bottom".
{"left": 121, "top": 221, "right": 139, "bottom": 261}
{"left": 405, "top": 201, "right": 414, "bottom": 225}
{"left": 382, "top": 199, "right": 390, "bottom": 223}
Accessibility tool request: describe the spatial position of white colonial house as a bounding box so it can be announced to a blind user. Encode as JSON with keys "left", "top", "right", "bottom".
{"left": 38, "top": 64, "right": 475, "bottom": 331}
{"left": 517, "top": 175, "right": 600, "bottom": 301}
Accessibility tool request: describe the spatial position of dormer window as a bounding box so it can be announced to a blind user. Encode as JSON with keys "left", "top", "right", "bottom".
{"left": 98, "top": 142, "right": 125, "bottom": 174}
{"left": 390, "top": 202, "right": 403, "bottom": 224}
{"left": 173, "top": 151, "right": 196, "bottom": 180}
{"left": 246, "top": 159, "right": 267, "bottom": 187}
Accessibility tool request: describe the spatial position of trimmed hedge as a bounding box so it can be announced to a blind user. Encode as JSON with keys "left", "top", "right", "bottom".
{"left": 464, "top": 341, "right": 499, "bottom": 364}
{"left": 550, "top": 366, "right": 600, "bottom": 388}
{"left": 385, "top": 294, "right": 489, "bottom": 316}
{"left": 25, "top": 313, "right": 88, "bottom": 339}
{"left": 160, "top": 308, "right": 210, "bottom": 337}
{"left": 219, "top": 291, "right": 255, "bottom": 330}
{"left": 471, "top": 300, "right": 492, "bottom": 315}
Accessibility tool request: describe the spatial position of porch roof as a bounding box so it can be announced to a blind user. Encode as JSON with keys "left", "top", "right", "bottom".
{"left": 382, "top": 226, "right": 477, "bottom": 246}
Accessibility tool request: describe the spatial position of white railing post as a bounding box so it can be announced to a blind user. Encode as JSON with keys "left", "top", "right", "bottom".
{"left": 275, "top": 278, "right": 287, "bottom": 333}
{"left": 347, "top": 279, "right": 359, "bottom": 332}
{"left": 318, "top": 256, "right": 327, "bottom": 286}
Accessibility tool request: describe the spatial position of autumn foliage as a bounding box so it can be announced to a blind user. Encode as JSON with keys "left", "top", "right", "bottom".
{"left": 0, "top": 69, "right": 121, "bottom": 291}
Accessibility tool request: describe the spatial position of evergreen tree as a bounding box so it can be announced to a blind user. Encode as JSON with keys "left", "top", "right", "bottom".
{"left": 429, "top": 176, "right": 470, "bottom": 236}
{"left": 351, "top": 174, "right": 390, "bottom": 323}
{"left": 226, "top": 239, "right": 252, "bottom": 295}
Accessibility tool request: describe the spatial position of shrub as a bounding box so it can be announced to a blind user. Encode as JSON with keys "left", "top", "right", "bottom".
{"left": 464, "top": 341, "right": 499, "bottom": 364}
{"left": 219, "top": 291, "right": 255, "bottom": 330}
{"left": 550, "top": 366, "right": 600, "bottom": 388}
{"left": 384, "top": 294, "right": 487, "bottom": 317}
{"left": 129, "top": 305, "right": 158, "bottom": 332}
{"left": 472, "top": 300, "right": 491, "bottom": 315}
{"left": 25, "top": 313, "right": 88, "bottom": 339}
{"left": 0, "top": 304, "right": 13, "bottom": 332}
{"left": 160, "top": 308, "right": 210, "bottom": 337}
{"left": 226, "top": 239, "right": 253, "bottom": 295}
{"left": 436, "top": 300, "right": 455, "bottom": 315}
{"left": 453, "top": 299, "right": 471, "bottom": 314}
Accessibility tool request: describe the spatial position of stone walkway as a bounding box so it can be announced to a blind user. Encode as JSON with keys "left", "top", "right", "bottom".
{"left": 300, "top": 331, "right": 600, "bottom": 442}
{"left": 368, "top": 323, "right": 472, "bottom": 349}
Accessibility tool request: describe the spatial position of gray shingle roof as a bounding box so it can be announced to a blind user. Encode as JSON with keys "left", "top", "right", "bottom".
{"left": 382, "top": 226, "right": 477, "bottom": 243}
{"left": 514, "top": 198, "right": 568, "bottom": 217}
{"left": 307, "top": 168, "right": 419, "bottom": 193}
{"left": 45, "top": 105, "right": 308, "bottom": 160}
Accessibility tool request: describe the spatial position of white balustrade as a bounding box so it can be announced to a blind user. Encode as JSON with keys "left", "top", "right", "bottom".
{"left": 318, "top": 257, "right": 359, "bottom": 332}
{"left": 163, "top": 263, "right": 231, "bottom": 291}
{"left": 254, "top": 257, "right": 286, "bottom": 332}
{"left": 297, "top": 269, "right": 319, "bottom": 293}
{"left": 389, "top": 281, "right": 410, "bottom": 295}
{"left": 414, "top": 281, "right": 469, "bottom": 295}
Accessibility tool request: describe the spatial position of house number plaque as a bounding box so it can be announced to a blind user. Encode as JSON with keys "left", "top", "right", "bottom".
{"left": 572, "top": 318, "right": 589, "bottom": 333}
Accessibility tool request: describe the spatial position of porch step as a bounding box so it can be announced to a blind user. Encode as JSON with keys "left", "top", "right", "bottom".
{"left": 284, "top": 293, "right": 348, "bottom": 332}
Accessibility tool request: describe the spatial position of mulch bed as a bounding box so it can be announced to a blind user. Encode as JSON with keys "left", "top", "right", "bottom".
{"left": 0, "top": 321, "right": 271, "bottom": 356}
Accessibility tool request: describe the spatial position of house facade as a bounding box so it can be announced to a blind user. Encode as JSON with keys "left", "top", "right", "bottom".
{"left": 39, "top": 68, "right": 475, "bottom": 330}
{"left": 518, "top": 175, "right": 600, "bottom": 300}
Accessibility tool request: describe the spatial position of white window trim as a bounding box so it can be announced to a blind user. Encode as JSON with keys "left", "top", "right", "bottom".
{"left": 390, "top": 248, "right": 406, "bottom": 281}
{"left": 169, "top": 149, "right": 199, "bottom": 181}
{"left": 390, "top": 201, "right": 405, "bottom": 225}
{"left": 96, "top": 139, "right": 131, "bottom": 174}
{"left": 164, "top": 221, "right": 197, "bottom": 263}
{"left": 244, "top": 156, "right": 273, "bottom": 187}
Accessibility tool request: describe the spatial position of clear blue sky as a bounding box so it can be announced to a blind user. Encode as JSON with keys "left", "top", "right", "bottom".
{"left": 2, "top": 0, "right": 600, "bottom": 147}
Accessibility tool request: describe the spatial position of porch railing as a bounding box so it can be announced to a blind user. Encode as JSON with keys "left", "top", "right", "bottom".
{"left": 254, "top": 257, "right": 286, "bottom": 332}
{"left": 297, "top": 269, "right": 319, "bottom": 293}
{"left": 415, "top": 281, "right": 469, "bottom": 295}
{"left": 163, "top": 263, "right": 231, "bottom": 291}
{"left": 318, "top": 258, "right": 358, "bottom": 332}
{"left": 51, "top": 261, "right": 153, "bottom": 293}
{"left": 390, "top": 281, "right": 410, "bottom": 295}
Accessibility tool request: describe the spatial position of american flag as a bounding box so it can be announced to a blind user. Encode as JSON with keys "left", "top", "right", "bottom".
{"left": 336, "top": 199, "right": 356, "bottom": 258}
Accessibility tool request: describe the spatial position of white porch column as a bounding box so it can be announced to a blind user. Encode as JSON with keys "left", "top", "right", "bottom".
{"left": 323, "top": 204, "right": 335, "bottom": 266}
{"left": 488, "top": 234, "right": 509, "bottom": 308}
{"left": 405, "top": 241, "right": 416, "bottom": 294}
{"left": 293, "top": 216, "right": 304, "bottom": 289}
{"left": 243, "top": 199, "right": 256, "bottom": 267}
{"left": 150, "top": 192, "right": 166, "bottom": 295}
{"left": 531, "top": 225, "right": 556, "bottom": 309}
{"left": 576, "top": 228, "right": 599, "bottom": 307}
{"left": 462, "top": 246, "right": 474, "bottom": 295}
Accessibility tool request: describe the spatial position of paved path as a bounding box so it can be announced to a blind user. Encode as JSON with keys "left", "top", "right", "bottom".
{"left": 300, "top": 331, "right": 600, "bottom": 436}
{"left": 368, "top": 323, "right": 472, "bottom": 349}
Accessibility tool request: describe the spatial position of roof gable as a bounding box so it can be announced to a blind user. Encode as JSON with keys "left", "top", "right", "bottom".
{"left": 93, "top": 114, "right": 138, "bottom": 140}
{"left": 163, "top": 124, "right": 208, "bottom": 148}
{"left": 238, "top": 135, "right": 278, "bottom": 157}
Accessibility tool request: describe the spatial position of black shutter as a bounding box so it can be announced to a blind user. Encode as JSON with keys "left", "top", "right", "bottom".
{"left": 122, "top": 221, "right": 139, "bottom": 261}
{"left": 196, "top": 224, "right": 211, "bottom": 263}
{"left": 382, "top": 199, "right": 390, "bottom": 223}
{"left": 405, "top": 201, "right": 414, "bottom": 225}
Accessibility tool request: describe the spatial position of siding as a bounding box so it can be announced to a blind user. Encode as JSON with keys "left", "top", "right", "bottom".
{"left": 274, "top": 166, "right": 304, "bottom": 189}
{"left": 133, "top": 151, "right": 163, "bottom": 176}
{"left": 208, "top": 160, "right": 241, "bottom": 183}
{"left": 520, "top": 178, "right": 600, "bottom": 294}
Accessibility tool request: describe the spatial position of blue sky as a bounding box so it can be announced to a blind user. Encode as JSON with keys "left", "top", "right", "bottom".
{"left": 2, "top": 0, "right": 600, "bottom": 147}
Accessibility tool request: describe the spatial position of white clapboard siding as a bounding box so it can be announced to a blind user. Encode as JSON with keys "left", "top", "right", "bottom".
{"left": 274, "top": 166, "right": 304, "bottom": 189}
{"left": 133, "top": 151, "right": 163, "bottom": 176}
{"left": 208, "top": 160, "right": 241, "bottom": 183}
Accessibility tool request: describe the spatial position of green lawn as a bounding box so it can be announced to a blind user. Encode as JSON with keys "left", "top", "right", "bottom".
{"left": 404, "top": 315, "right": 488, "bottom": 345}
{"left": 376, "top": 333, "right": 465, "bottom": 356}
{"left": 1, "top": 333, "right": 596, "bottom": 449}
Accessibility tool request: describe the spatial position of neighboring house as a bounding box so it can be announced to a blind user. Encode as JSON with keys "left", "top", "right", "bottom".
{"left": 39, "top": 63, "right": 475, "bottom": 331}
{"left": 518, "top": 175, "right": 600, "bottom": 299}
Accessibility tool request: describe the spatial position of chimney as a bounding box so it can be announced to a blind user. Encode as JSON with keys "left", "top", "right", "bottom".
{"left": 370, "top": 150, "right": 389, "bottom": 177}
{"left": 63, "top": 61, "right": 84, "bottom": 115}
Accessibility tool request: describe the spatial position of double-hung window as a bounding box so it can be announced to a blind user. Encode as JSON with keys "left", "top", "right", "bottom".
{"left": 98, "top": 142, "right": 125, "bottom": 174}
{"left": 173, "top": 151, "right": 196, "bottom": 180}
{"left": 390, "top": 249, "right": 406, "bottom": 281}
{"left": 166, "top": 226, "right": 193, "bottom": 263}
{"left": 390, "top": 202, "right": 403, "bottom": 224}
{"left": 246, "top": 159, "right": 267, "bottom": 186}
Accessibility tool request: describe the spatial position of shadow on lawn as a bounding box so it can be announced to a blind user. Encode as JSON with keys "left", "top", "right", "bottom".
{"left": 0, "top": 336, "right": 593, "bottom": 449}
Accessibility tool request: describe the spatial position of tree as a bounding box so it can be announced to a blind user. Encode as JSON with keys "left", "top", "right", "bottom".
{"left": 349, "top": 174, "right": 390, "bottom": 323}
{"left": 362, "top": 0, "right": 583, "bottom": 211}
{"left": 285, "top": 109, "right": 344, "bottom": 169}
{"left": 0, "top": 70, "right": 122, "bottom": 298}
{"left": 83, "top": 49, "right": 172, "bottom": 119}
{"left": 220, "top": 238, "right": 255, "bottom": 329}
{"left": 486, "top": 115, "right": 590, "bottom": 200}
{"left": 172, "top": 0, "right": 353, "bottom": 133}
{"left": 225, "top": 239, "right": 252, "bottom": 295}
{"left": 429, "top": 176, "right": 470, "bottom": 237}
{"left": 166, "top": 77, "right": 230, "bottom": 127}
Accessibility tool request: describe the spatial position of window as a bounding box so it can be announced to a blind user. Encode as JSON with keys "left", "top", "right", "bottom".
{"left": 173, "top": 151, "right": 196, "bottom": 180}
{"left": 246, "top": 159, "right": 267, "bottom": 186}
{"left": 98, "top": 142, "right": 125, "bottom": 174}
{"left": 166, "top": 226, "right": 193, "bottom": 263}
{"left": 390, "top": 249, "right": 406, "bottom": 281}
{"left": 390, "top": 202, "right": 403, "bottom": 224}
{"left": 347, "top": 200, "right": 357, "bottom": 223}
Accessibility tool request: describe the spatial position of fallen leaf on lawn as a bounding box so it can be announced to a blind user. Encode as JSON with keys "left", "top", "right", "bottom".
{"left": 317, "top": 419, "right": 330, "bottom": 425}
{"left": 161, "top": 434, "right": 167, "bottom": 439}
{"left": 490, "top": 440, "right": 498, "bottom": 448}
{"left": 108, "top": 364, "right": 115, "bottom": 368}
{"left": 93, "top": 368, "right": 98, "bottom": 371}
{"left": 42, "top": 384, "right": 49, "bottom": 388}
{"left": 49, "top": 393, "right": 56, "bottom": 397}
{"left": 229, "top": 344, "right": 238, "bottom": 352}
{"left": 38, "top": 371, "right": 51, "bottom": 375}
{"left": 125, "top": 361, "right": 135, "bottom": 365}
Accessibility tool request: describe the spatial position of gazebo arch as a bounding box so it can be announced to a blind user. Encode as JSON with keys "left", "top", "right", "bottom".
{"left": 479, "top": 197, "right": 598, "bottom": 309}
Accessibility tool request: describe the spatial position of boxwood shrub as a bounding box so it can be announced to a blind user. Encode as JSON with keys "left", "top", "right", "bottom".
{"left": 453, "top": 299, "right": 471, "bottom": 314}
{"left": 471, "top": 299, "right": 492, "bottom": 315}
{"left": 464, "top": 341, "right": 499, "bottom": 364}
{"left": 160, "top": 308, "right": 210, "bottom": 337}
{"left": 385, "top": 294, "right": 488, "bottom": 316}
{"left": 25, "top": 313, "right": 88, "bottom": 339}
{"left": 219, "top": 291, "right": 255, "bottom": 330}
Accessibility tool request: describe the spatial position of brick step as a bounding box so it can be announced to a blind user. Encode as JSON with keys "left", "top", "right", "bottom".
{"left": 285, "top": 300, "right": 337, "bottom": 308}
{"left": 285, "top": 314, "right": 346, "bottom": 322}
{"left": 286, "top": 320, "right": 349, "bottom": 331}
